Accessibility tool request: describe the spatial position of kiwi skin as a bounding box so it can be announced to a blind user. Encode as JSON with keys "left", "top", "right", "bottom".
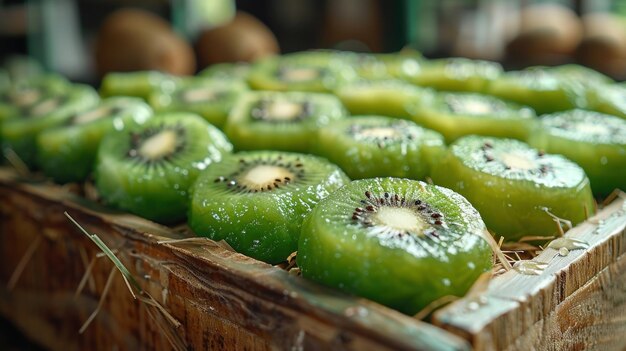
{"left": 95, "top": 113, "right": 233, "bottom": 224}
{"left": 431, "top": 136, "right": 595, "bottom": 242}
{"left": 297, "top": 177, "right": 493, "bottom": 315}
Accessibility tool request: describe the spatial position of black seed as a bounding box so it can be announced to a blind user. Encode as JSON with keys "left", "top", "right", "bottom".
{"left": 267, "top": 185, "right": 272, "bottom": 190}
{"left": 284, "top": 177, "right": 291, "bottom": 181}
{"left": 355, "top": 208, "right": 363, "bottom": 212}
{"left": 365, "top": 191, "right": 371, "bottom": 198}
{"left": 352, "top": 214, "right": 358, "bottom": 220}
{"left": 483, "top": 142, "right": 493, "bottom": 149}
{"left": 538, "top": 150, "right": 545, "bottom": 157}
{"left": 431, "top": 213, "right": 442, "bottom": 219}
{"left": 434, "top": 220, "right": 442, "bottom": 225}
{"left": 366, "top": 206, "right": 375, "bottom": 211}
{"left": 275, "top": 178, "right": 282, "bottom": 182}
{"left": 415, "top": 200, "right": 422, "bottom": 205}
{"left": 273, "top": 183, "right": 279, "bottom": 188}
{"left": 384, "top": 192, "right": 390, "bottom": 198}
{"left": 417, "top": 205, "right": 425, "bottom": 211}
{"left": 295, "top": 163, "right": 303, "bottom": 167}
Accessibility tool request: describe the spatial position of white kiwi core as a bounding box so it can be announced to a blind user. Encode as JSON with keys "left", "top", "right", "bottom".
{"left": 461, "top": 100, "right": 494, "bottom": 115}
{"left": 500, "top": 152, "right": 536, "bottom": 170}
{"left": 74, "top": 107, "right": 111, "bottom": 125}
{"left": 373, "top": 207, "right": 427, "bottom": 234}
{"left": 139, "top": 130, "right": 178, "bottom": 160}
{"left": 357, "top": 127, "right": 399, "bottom": 139}
{"left": 30, "top": 98, "right": 61, "bottom": 117}
{"left": 575, "top": 123, "right": 609, "bottom": 136}
{"left": 265, "top": 101, "right": 303, "bottom": 120}
{"left": 282, "top": 67, "right": 319, "bottom": 82}
{"left": 242, "top": 165, "right": 294, "bottom": 187}
{"left": 183, "top": 88, "right": 217, "bottom": 103}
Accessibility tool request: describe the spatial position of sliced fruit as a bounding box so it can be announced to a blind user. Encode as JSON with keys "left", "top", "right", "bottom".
{"left": 334, "top": 79, "right": 431, "bottom": 119}
{"left": 199, "top": 62, "right": 251, "bottom": 82}
{"left": 431, "top": 136, "right": 595, "bottom": 241}
{"left": 37, "top": 97, "right": 153, "bottom": 183}
{"left": 408, "top": 92, "right": 536, "bottom": 143}
{"left": 400, "top": 57, "right": 502, "bottom": 93}
{"left": 189, "top": 151, "right": 349, "bottom": 263}
{"left": 95, "top": 113, "right": 233, "bottom": 224}
{"left": 529, "top": 109, "right": 626, "bottom": 196}
{"left": 587, "top": 84, "right": 626, "bottom": 120}
{"left": 149, "top": 77, "right": 248, "bottom": 128}
{"left": 247, "top": 52, "right": 357, "bottom": 92}
{"left": 486, "top": 67, "right": 582, "bottom": 114}
{"left": 225, "top": 91, "right": 346, "bottom": 152}
{"left": 313, "top": 116, "right": 445, "bottom": 179}
{"left": 298, "top": 177, "right": 493, "bottom": 315}
{"left": 99, "top": 71, "right": 179, "bottom": 100}
{"left": 1, "top": 84, "right": 99, "bottom": 167}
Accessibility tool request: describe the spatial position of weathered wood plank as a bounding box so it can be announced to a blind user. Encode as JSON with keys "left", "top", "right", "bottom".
{"left": 434, "top": 197, "right": 626, "bottom": 351}
{"left": 0, "top": 168, "right": 469, "bottom": 351}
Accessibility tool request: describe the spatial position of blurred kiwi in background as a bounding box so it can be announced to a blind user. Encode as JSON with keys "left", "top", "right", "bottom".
{"left": 94, "top": 8, "right": 196, "bottom": 77}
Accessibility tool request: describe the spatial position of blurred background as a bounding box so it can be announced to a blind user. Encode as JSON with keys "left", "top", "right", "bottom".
{"left": 3, "top": 0, "right": 626, "bottom": 81}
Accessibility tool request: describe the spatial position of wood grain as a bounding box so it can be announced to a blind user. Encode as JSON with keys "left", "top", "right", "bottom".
{"left": 434, "top": 196, "right": 626, "bottom": 351}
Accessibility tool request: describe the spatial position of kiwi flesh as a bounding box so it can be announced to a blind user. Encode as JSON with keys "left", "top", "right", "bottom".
{"left": 225, "top": 91, "right": 346, "bottom": 152}
{"left": 313, "top": 116, "right": 445, "bottom": 180}
{"left": 247, "top": 52, "right": 357, "bottom": 93}
{"left": 400, "top": 57, "right": 502, "bottom": 93}
{"left": 149, "top": 77, "right": 248, "bottom": 128}
{"left": 297, "top": 177, "right": 493, "bottom": 315}
{"left": 431, "top": 136, "right": 595, "bottom": 242}
{"left": 95, "top": 113, "right": 232, "bottom": 224}
{"left": 409, "top": 92, "right": 536, "bottom": 144}
{"left": 37, "top": 97, "right": 153, "bottom": 183}
{"left": 199, "top": 62, "right": 251, "bottom": 82}
{"left": 587, "top": 84, "right": 626, "bottom": 120}
{"left": 334, "top": 79, "right": 431, "bottom": 119}
{"left": 529, "top": 109, "right": 626, "bottom": 197}
{"left": 0, "top": 74, "right": 69, "bottom": 123}
{"left": 188, "top": 151, "right": 349, "bottom": 263}
{"left": 1, "top": 84, "right": 99, "bottom": 168}
{"left": 100, "top": 71, "right": 179, "bottom": 101}
{"left": 486, "top": 67, "right": 581, "bottom": 114}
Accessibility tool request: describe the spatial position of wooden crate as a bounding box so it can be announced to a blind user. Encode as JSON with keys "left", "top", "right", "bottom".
{"left": 1, "top": 167, "right": 625, "bottom": 351}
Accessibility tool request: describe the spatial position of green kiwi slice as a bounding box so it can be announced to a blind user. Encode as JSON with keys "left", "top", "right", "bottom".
{"left": 587, "top": 84, "right": 626, "bottom": 120}
{"left": 297, "top": 177, "right": 493, "bottom": 315}
{"left": 486, "top": 68, "right": 581, "bottom": 114}
{"left": 199, "top": 62, "right": 251, "bottom": 81}
{"left": 247, "top": 53, "right": 357, "bottom": 93}
{"left": 4, "top": 56, "right": 44, "bottom": 84}
{"left": 225, "top": 91, "right": 346, "bottom": 152}
{"left": 401, "top": 57, "right": 502, "bottom": 93}
{"left": 313, "top": 116, "right": 445, "bottom": 180}
{"left": 334, "top": 79, "right": 431, "bottom": 119}
{"left": 0, "top": 74, "right": 68, "bottom": 123}
{"left": 1, "top": 84, "right": 99, "bottom": 168}
{"left": 149, "top": 77, "right": 247, "bottom": 128}
{"left": 408, "top": 92, "right": 536, "bottom": 144}
{"left": 189, "top": 151, "right": 349, "bottom": 263}
{"left": 95, "top": 113, "right": 232, "bottom": 224}
{"left": 100, "top": 71, "right": 179, "bottom": 100}
{"left": 529, "top": 109, "right": 626, "bottom": 197}
{"left": 354, "top": 51, "right": 424, "bottom": 80}
{"left": 37, "top": 97, "right": 153, "bottom": 183}
{"left": 548, "top": 64, "right": 613, "bottom": 87}
{"left": 431, "top": 136, "right": 595, "bottom": 242}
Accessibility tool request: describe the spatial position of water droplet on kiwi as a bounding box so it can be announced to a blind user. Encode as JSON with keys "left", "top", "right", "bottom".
{"left": 513, "top": 260, "right": 548, "bottom": 275}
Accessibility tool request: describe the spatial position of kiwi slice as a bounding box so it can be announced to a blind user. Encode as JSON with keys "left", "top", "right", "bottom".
{"left": 334, "top": 79, "right": 431, "bottom": 119}
{"left": 1, "top": 84, "right": 99, "bottom": 168}
{"left": 587, "top": 84, "right": 626, "bottom": 120}
{"left": 353, "top": 51, "right": 424, "bottom": 80}
{"left": 313, "top": 116, "right": 445, "bottom": 180}
{"left": 95, "top": 113, "right": 232, "bottom": 224}
{"left": 225, "top": 91, "right": 346, "bottom": 152}
{"left": 37, "top": 97, "right": 153, "bottom": 183}
{"left": 3, "top": 55, "right": 44, "bottom": 84}
{"left": 401, "top": 57, "right": 502, "bottom": 93}
{"left": 548, "top": 64, "right": 613, "bottom": 87}
{"left": 0, "top": 74, "right": 69, "bottom": 123}
{"left": 486, "top": 68, "right": 581, "bottom": 115}
{"left": 189, "top": 151, "right": 349, "bottom": 263}
{"left": 247, "top": 52, "right": 357, "bottom": 93}
{"left": 408, "top": 92, "right": 537, "bottom": 144}
{"left": 100, "top": 71, "right": 179, "bottom": 101}
{"left": 431, "top": 136, "right": 595, "bottom": 242}
{"left": 149, "top": 77, "right": 247, "bottom": 128}
{"left": 199, "top": 62, "right": 251, "bottom": 82}
{"left": 297, "top": 177, "right": 493, "bottom": 315}
{"left": 529, "top": 109, "right": 626, "bottom": 197}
